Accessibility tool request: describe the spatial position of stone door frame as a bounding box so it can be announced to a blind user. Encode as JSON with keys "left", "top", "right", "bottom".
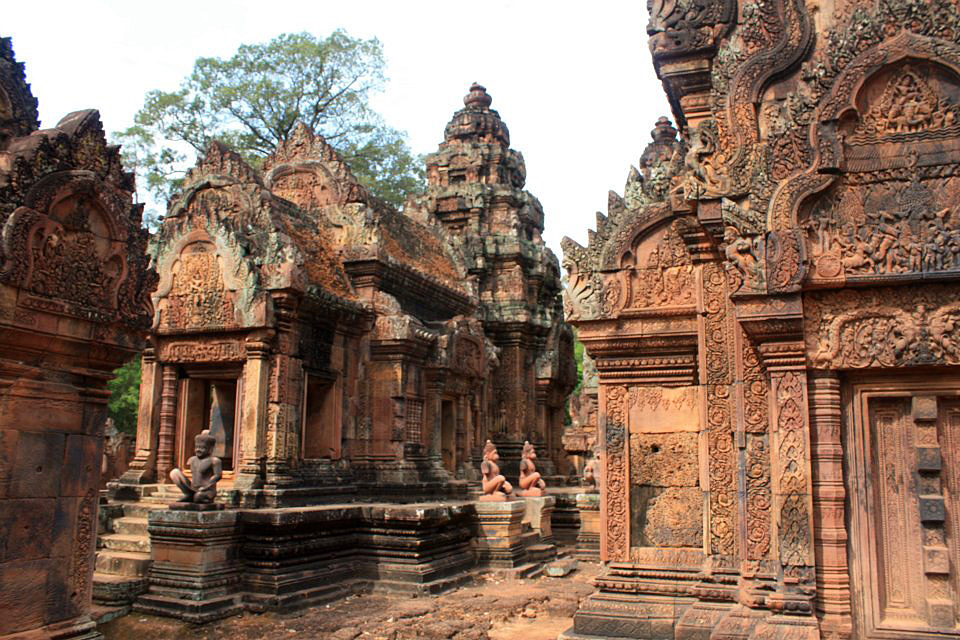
{"left": 843, "top": 374, "right": 960, "bottom": 639}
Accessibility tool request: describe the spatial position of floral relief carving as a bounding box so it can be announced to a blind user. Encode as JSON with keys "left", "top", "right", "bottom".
{"left": 746, "top": 436, "right": 772, "bottom": 560}
{"left": 775, "top": 371, "right": 811, "bottom": 567}
{"left": 805, "top": 285, "right": 960, "bottom": 368}
{"left": 604, "top": 385, "right": 629, "bottom": 562}
{"left": 703, "top": 263, "right": 737, "bottom": 557}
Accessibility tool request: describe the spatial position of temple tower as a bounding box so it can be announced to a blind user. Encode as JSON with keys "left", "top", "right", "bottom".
{"left": 411, "top": 84, "right": 576, "bottom": 477}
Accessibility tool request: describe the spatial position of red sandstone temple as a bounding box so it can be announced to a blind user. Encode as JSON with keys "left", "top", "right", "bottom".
{"left": 561, "top": 0, "right": 960, "bottom": 638}
{"left": 115, "top": 83, "right": 575, "bottom": 505}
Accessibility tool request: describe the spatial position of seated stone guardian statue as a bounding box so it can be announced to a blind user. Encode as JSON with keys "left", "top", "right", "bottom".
{"left": 582, "top": 449, "right": 600, "bottom": 494}
{"left": 480, "top": 440, "right": 512, "bottom": 501}
{"left": 170, "top": 430, "right": 222, "bottom": 505}
{"left": 518, "top": 440, "right": 546, "bottom": 496}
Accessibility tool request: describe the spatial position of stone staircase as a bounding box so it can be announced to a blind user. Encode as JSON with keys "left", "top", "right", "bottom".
{"left": 93, "top": 485, "right": 180, "bottom": 608}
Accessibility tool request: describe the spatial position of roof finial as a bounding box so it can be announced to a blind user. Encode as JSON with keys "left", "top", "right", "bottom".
{"left": 464, "top": 82, "right": 492, "bottom": 109}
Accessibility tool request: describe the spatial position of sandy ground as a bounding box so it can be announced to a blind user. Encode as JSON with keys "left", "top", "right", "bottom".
{"left": 99, "top": 561, "right": 599, "bottom": 640}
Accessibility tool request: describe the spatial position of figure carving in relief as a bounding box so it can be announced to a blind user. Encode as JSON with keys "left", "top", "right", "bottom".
{"left": 479, "top": 440, "right": 512, "bottom": 501}
{"left": 518, "top": 440, "right": 546, "bottom": 496}
{"left": 806, "top": 178, "right": 960, "bottom": 279}
{"left": 724, "top": 226, "right": 764, "bottom": 289}
{"left": 679, "top": 120, "right": 730, "bottom": 200}
{"left": 852, "top": 67, "right": 960, "bottom": 141}
{"left": 169, "top": 430, "right": 222, "bottom": 505}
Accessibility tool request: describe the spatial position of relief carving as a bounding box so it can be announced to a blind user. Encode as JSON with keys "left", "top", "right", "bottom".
{"left": 805, "top": 285, "right": 960, "bottom": 368}
{"left": 775, "top": 371, "right": 811, "bottom": 567}
{"left": 805, "top": 178, "right": 960, "bottom": 280}
{"left": 162, "top": 241, "right": 236, "bottom": 330}
{"left": 604, "top": 385, "right": 629, "bottom": 562}
{"left": 625, "top": 220, "right": 695, "bottom": 310}
{"left": 703, "top": 263, "right": 736, "bottom": 557}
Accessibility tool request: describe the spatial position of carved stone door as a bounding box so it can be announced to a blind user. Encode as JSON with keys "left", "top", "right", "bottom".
{"left": 847, "top": 382, "right": 960, "bottom": 638}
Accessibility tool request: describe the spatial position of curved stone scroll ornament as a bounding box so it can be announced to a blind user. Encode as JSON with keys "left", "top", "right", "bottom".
{"left": 603, "top": 385, "right": 629, "bottom": 562}
{"left": 719, "top": 0, "right": 813, "bottom": 198}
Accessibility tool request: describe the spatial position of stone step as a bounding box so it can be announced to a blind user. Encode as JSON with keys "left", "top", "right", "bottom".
{"left": 92, "top": 572, "right": 148, "bottom": 606}
{"left": 114, "top": 516, "right": 149, "bottom": 537}
{"left": 96, "top": 549, "right": 152, "bottom": 577}
{"left": 526, "top": 543, "right": 558, "bottom": 563}
{"left": 90, "top": 603, "right": 132, "bottom": 625}
{"left": 520, "top": 530, "right": 540, "bottom": 547}
{"left": 100, "top": 533, "right": 151, "bottom": 553}
{"left": 120, "top": 501, "right": 169, "bottom": 519}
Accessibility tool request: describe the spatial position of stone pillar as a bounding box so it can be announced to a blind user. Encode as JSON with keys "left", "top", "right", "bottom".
{"left": 154, "top": 365, "right": 178, "bottom": 484}
{"left": 575, "top": 492, "right": 601, "bottom": 560}
{"left": 135, "top": 509, "right": 242, "bottom": 623}
{"left": 808, "top": 372, "right": 852, "bottom": 638}
{"left": 752, "top": 341, "right": 818, "bottom": 638}
{"left": 235, "top": 334, "right": 272, "bottom": 492}
{"left": 474, "top": 500, "right": 527, "bottom": 569}
{"left": 119, "top": 348, "right": 163, "bottom": 486}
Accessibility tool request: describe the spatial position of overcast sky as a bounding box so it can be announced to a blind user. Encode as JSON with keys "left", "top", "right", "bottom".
{"left": 5, "top": 1, "right": 671, "bottom": 258}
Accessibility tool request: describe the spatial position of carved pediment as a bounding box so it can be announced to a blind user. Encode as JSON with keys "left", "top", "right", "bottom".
{"left": 850, "top": 66, "right": 960, "bottom": 143}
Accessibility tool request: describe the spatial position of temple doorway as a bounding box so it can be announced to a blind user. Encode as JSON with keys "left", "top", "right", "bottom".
{"left": 302, "top": 375, "right": 341, "bottom": 459}
{"left": 176, "top": 370, "right": 240, "bottom": 475}
{"left": 441, "top": 399, "right": 455, "bottom": 472}
{"left": 846, "top": 378, "right": 960, "bottom": 638}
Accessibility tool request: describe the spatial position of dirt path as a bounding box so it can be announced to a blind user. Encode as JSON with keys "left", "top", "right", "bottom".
{"left": 100, "top": 562, "right": 598, "bottom": 640}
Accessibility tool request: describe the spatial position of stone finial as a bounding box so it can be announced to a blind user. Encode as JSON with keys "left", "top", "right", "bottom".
{"left": 651, "top": 116, "right": 678, "bottom": 144}
{"left": 464, "top": 83, "right": 493, "bottom": 109}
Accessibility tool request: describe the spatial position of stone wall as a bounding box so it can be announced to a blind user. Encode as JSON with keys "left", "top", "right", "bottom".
{"left": 0, "top": 38, "right": 154, "bottom": 640}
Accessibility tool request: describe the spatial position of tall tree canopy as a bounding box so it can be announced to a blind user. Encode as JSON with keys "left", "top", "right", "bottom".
{"left": 115, "top": 30, "right": 424, "bottom": 208}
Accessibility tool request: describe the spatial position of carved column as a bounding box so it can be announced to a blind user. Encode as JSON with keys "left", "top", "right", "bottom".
{"left": 155, "top": 364, "right": 178, "bottom": 483}
{"left": 235, "top": 333, "right": 272, "bottom": 491}
{"left": 599, "top": 384, "right": 629, "bottom": 563}
{"left": 120, "top": 347, "right": 163, "bottom": 485}
{"left": 808, "top": 371, "right": 852, "bottom": 638}
{"left": 761, "top": 340, "right": 818, "bottom": 627}
{"left": 427, "top": 383, "right": 443, "bottom": 462}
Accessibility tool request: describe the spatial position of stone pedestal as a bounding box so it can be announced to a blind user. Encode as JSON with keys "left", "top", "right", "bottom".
{"left": 550, "top": 489, "right": 582, "bottom": 547}
{"left": 522, "top": 495, "right": 556, "bottom": 545}
{"left": 474, "top": 499, "right": 528, "bottom": 570}
{"left": 575, "top": 492, "right": 600, "bottom": 560}
{"left": 134, "top": 509, "right": 242, "bottom": 623}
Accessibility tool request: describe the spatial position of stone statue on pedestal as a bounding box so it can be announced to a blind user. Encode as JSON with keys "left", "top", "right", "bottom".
{"left": 170, "top": 430, "right": 222, "bottom": 504}
{"left": 480, "top": 440, "right": 512, "bottom": 501}
{"left": 518, "top": 440, "right": 546, "bottom": 496}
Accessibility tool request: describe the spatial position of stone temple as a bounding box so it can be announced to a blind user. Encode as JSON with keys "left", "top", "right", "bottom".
{"left": 561, "top": 0, "right": 960, "bottom": 638}
{"left": 7, "top": 0, "right": 960, "bottom": 637}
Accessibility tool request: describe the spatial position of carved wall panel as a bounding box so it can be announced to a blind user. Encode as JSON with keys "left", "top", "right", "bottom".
{"left": 603, "top": 385, "right": 629, "bottom": 562}
{"left": 801, "top": 61, "right": 960, "bottom": 284}
{"left": 805, "top": 284, "right": 960, "bottom": 369}
{"left": 161, "top": 241, "right": 236, "bottom": 331}
{"left": 702, "top": 263, "right": 737, "bottom": 559}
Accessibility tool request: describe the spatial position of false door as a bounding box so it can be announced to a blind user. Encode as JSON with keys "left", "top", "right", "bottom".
{"left": 847, "top": 382, "right": 960, "bottom": 638}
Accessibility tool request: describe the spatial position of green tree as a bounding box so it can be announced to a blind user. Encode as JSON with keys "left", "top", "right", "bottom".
{"left": 114, "top": 30, "right": 424, "bottom": 208}
{"left": 107, "top": 357, "right": 142, "bottom": 435}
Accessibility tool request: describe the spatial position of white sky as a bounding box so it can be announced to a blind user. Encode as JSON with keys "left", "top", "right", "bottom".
{"left": 4, "top": 0, "right": 671, "bottom": 257}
